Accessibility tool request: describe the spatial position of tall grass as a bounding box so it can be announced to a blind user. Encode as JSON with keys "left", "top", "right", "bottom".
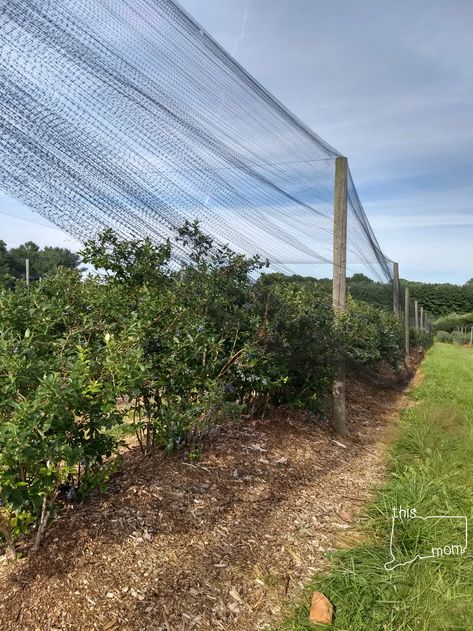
{"left": 278, "top": 344, "right": 473, "bottom": 630}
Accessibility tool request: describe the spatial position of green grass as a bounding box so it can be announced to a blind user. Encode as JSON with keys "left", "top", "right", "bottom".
{"left": 278, "top": 343, "right": 473, "bottom": 631}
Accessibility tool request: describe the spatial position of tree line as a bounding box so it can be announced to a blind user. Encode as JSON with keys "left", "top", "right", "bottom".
{"left": 0, "top": 240, "right": 81, "bottom": 282}
{"left": 345, "top": 274, "right": 473, "bottom": 318}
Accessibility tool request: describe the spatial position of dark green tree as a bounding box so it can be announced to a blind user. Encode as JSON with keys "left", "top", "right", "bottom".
{"left": 1, "top": 241, "right": 81, "bottom": 281}
{"left": 0, "top": 241, "right": 10, "bottom": 277}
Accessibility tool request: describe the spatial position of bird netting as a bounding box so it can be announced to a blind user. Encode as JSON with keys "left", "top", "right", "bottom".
{"left": 0, "top": 0, "right": 393, "bottom": 281}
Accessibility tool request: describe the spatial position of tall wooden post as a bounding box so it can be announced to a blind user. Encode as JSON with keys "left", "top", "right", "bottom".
{"left": 470, "top": 326, "right": 472, "bottom": 347}
{"left": 25, "top": 258, "right": 30, "bottom": 287}
{"left": 414, "top": 300, "right": 419, "bottom": 330}
{"left": 420, "top": 306, "right": 424, "bottom": 331}
{"left": 405, "top": 286, "right": 410, "bottom": 361}
{"left": 332, "top": 156, "right": 348, "bottom": 436}
{"left": 393, "top": 262, "right": 400, "bottom": 317}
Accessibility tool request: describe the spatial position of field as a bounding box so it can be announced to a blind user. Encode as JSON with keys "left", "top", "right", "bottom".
{"left": 279, "top": 343, "right": 473, "bottom": 630}
{"left": 1, "top": 0, "right": 472, "bottom": 629}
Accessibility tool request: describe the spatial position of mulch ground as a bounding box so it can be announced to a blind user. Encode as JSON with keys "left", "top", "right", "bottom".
{"left": 0, "top": 362, "right": 419, "bottom": 631}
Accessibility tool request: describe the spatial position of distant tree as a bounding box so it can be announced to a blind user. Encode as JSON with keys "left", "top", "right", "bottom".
{"left": 1, "top": 241, "right": 81, "bottom": 281}
{"left": 0, "top": 240, "right": 10, "bottom": 277}
{"left": 36, "top": 246, "right": 81, "bottom": 277}
{"left": 7, "top": 241, "right": 40, "bottom": 279}
{"left": 349, "top": 273, "right": 374, "bottom": 283}
{"left": 464, "top": 278, "right": 473, "bottom": 286}
{"left": 348, "top": 274, "right": 392, "bottom": 310}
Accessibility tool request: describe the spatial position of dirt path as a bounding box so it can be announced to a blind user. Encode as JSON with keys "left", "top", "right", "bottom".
{"left": 0, "top": 368, "right": 414, "bottom": 631}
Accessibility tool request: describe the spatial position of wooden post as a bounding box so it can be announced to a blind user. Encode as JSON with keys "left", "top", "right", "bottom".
{"left": 405, "top": 286, "right": 410, "bottom": 361}
{"left": 470, "top": 326, "right": 473, "bottom": 347}
{"left": 25, "top": 258, "right": 30, "bottom": 287}
{"left": 332, "top": 156, "right": 348, "bottom": 436}
{"left": 414, "top": 300, "right": 419, "bottom": 330}
{"left": 420, "top": 306, "right": 424, "bottom": 331}
{"left": 393, "top": 262, "right": 400, "bottom": 317}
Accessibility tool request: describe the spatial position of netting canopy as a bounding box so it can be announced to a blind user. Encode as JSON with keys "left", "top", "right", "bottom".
{"left": 0, "top": 0, "right": 393, "bottom": 281}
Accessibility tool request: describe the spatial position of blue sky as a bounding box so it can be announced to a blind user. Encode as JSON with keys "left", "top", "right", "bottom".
{"left": 1, "top": 0, "right": 472, "bottom": 283}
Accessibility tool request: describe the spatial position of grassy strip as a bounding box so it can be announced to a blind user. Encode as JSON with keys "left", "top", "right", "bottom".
{"left": 278, "top": 343, "right": 473, "bottom": 630}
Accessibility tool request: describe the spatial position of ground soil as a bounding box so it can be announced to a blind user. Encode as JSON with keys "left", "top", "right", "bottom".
{"left": 0, "top": 361, "right": 420, "bottom": 631}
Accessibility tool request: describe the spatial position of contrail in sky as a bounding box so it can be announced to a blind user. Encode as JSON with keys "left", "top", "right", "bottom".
{"left": 232, "top": 0, "right": 250, "bottom": 56}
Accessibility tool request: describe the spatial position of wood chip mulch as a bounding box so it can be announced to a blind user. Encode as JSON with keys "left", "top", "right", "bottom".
{"left": 0, "top": 363, "right": 418, "bottom": 631}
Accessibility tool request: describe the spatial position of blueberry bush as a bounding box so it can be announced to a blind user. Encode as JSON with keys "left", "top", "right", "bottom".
{"left": 0, "top": 223, "right": 427, "bottom": 551}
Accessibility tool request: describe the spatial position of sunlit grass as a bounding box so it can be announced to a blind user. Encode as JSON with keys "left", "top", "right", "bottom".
{"left": 278, "top": 343, "right": 473, "bottom": 630}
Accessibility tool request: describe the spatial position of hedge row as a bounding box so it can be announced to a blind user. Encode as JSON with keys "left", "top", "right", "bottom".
{"left": 435, "top": 330, "right": 471, "bottom": 345}
{"left": 0, "top": 224, "right": 425, "bottom": 550}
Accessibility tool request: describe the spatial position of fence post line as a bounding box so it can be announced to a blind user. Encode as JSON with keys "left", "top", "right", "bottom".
{"left": 332, "top": 156, "right": 348, "bottom": 436}
{"left": 393, "top": 262, "right": 400, "bottom": 317}
{"left": 414, "top": 300, "right": 419, "bottom": 330}
{"left": 404, "top": 286, "right": 410, "bottom": 361}
{"left": 25, "top": 258, "right": 30, "bottom": 287}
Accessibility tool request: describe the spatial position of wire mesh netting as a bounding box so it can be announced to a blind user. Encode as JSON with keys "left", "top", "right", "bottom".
{"left": 0, "top": 0, "right": 393, "bottom": 281}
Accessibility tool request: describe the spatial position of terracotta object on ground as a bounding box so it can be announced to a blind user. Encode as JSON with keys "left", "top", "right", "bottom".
{"left": 309, "top": 591, "right": 333, "bottom": 625}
